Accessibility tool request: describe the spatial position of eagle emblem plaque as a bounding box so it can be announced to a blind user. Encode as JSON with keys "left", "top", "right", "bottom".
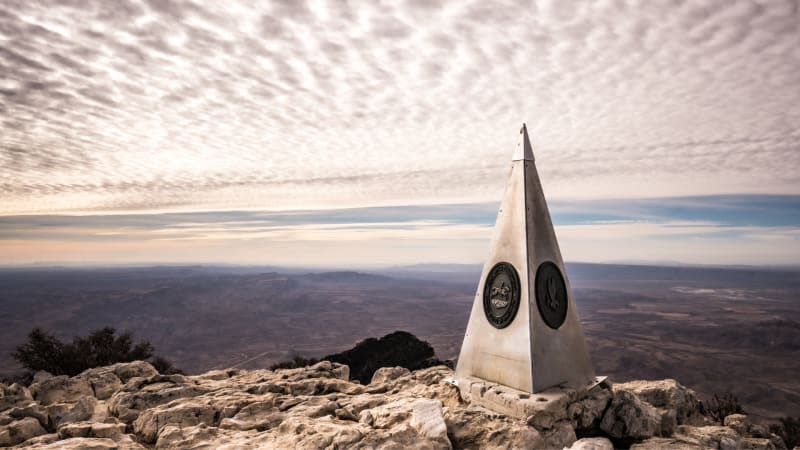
{"left": 534, "top": 261, "right": 568, "bottom": 330}
{"left": 483, "top": 262, "right": 521, "bottom": 329}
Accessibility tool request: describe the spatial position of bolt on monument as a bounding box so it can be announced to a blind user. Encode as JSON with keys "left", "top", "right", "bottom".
{"left": 454, "top": 124, "right": 602, "bottom": 418}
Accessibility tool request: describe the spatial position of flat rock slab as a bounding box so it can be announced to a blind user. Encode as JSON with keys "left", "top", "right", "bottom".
{"left": 454, "top": 375, "right": 607, "bottom": 420}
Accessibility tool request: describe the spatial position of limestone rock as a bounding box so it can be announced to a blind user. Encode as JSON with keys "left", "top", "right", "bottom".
{"left": 26, "top": 436, "right": 120, "bottom": 449}
{"left": 58, "top": 421, "right": 93, "bottom": 439}
{"left": 630, "top": 436, "right": 702, "bottom": 449}
{"left": 31, "top": 376, "right": 93, "bottom": 406}
{"left": 539, "top": 420, "right": 577, "bottom": 448}
{"left": 8, "top": 402, "right": 50, "bottom": 429}
{"left": 155, "top": 424, "right": 220, "bottom": 449}
{"left": 656, "top": 406, "right": 678, "bottom": 437}
{"left": 275, "top": 360, "right": 350, "bottom": 382}
{"left": 3, "top": 359, "right": 778, "bottom": 450}
{"left": 91, "top": 422, "right": 127, "bottom": 439}
{"left": 18, "top": 432, "right": 59, "bottom": 446}
{"left": 0, "top": 416, "right": 47, "bottom": 446}
{"left": 218, "top": 397, "right": 283, "bottom": 431}
{"left": 600, "top": 389, "right": 660, "bottom": 440}
{"left": 47, "top": 396, "right": 97, "bottom": 428}
{"left": 567, "top": 384, "right": 613, "bottom": 430}
{"left": 410, "top": 399, "right": 450, "bottom": 448}
{"left": 718, "top": 412, "right": 786, "bottom": 450}
{"left": 744, "top": 422, "right": 788, "bottom": 449}
{"left": 676, "top": 425, "right": 741, "bottom": 450}
{"left": 108, "top": 375, "right": 209, "bottom": 422}
{"left": 113, "top": 361, "right": 159, "bottom": 382}
{"left": 741, "top": 436, "right": 782, "bottom": 449}
{"left": 0, "top": 383, "right": 34, "bottom": 411}
{"left": 289, "top": 396, "right": 339, "bottom": 418}
{"left": 32, "top": 371, "right": 54, "bottom": 384}
{"left": 261, "top": 418, "right": 367, "bottom": 449}
{"left": 78, "top": 367, "right": 123, "bottom": 400}
{"left": 193, "top": 369, "right": 231, "bottom": 381}
{"left": 567, "top": 437, "right": 615, "bottom": 450}
{"left": 444, "top": 407, "right": 543, "bottom": 449}
{"left": 372, "top": 366, "right": 412, "bottom": 385}
{"left": 301, "top": 421, "right": 368, "bottom": 448}
{"left": 614, "top": 379, "right": 702, "bottom": 425}
{"left": 133, "top": 398, "right": 220, "bottom": 443}
{"left": 725, "top": 413, "right": 749, "bottom": 434}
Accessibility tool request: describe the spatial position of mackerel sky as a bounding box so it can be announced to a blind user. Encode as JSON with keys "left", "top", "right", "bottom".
{"left": 1, "top": 0, "right": 799, "bottom": 265}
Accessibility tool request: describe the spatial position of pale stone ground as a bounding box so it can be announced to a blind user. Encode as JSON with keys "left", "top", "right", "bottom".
{"left": 0, "top": 361, "right": 791, "bottom": 449}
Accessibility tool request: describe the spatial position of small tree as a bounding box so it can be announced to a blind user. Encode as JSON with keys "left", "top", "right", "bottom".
{"left": 11, "top": 328, "right": 67, "bottom": 375}
{"left": 149, "top": 356, "right": 184, "bottom": 375}
{"left": 770, "top": 416, "right": 800, "bottom": 449}
{"left": 71, "top": 327, "right": 153, "bottom": 369}
{"left": 270, "top": 355, "right": 320, "bottom": 370}
{"left": 703, "top": 392, "right": 744, "bottom": 423}
{"left": 13, "top": 327, "right": 177, "bottom": 377}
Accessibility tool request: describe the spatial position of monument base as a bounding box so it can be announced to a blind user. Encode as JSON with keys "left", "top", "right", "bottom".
{"left": 452, "top": 375, "right": 608, "bottom": 422}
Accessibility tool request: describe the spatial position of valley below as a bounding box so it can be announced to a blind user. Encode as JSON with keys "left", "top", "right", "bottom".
{"left": 0, "top": 262, "right": 798, "bottom": 422}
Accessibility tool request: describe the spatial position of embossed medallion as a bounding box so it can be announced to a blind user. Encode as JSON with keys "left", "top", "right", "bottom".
{"left": 483, "top": 262, "right": 521, "bottom": 329}
{"left": 535, "top": 261, "right": 568, "bottom": 329}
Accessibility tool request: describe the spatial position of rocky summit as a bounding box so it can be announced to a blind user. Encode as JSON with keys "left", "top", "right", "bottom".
{"left": 0, "top": 361, "right": 791, "bottom": 449}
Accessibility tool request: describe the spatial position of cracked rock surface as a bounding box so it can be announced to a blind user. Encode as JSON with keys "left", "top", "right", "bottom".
{"left": 0, "top": 361, "right": 789, "bottom": 449}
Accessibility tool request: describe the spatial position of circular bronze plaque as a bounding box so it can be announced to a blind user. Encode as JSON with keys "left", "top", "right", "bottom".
{"left": 483, "top": 262, "right": 521, "bottom": 329}
{"left": 535, "top": 261, "right": 568, "bottom": 329}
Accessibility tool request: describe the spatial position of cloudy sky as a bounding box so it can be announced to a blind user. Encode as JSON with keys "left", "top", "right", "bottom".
{"left": 1, "top": 0, "right": 799, "bottom": 266}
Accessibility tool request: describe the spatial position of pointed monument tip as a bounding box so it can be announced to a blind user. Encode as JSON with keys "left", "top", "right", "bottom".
{"left": 512, "top": 123, "right": 535, "bottom": 161}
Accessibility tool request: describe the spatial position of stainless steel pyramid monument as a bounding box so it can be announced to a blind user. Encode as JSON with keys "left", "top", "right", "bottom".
{"left": 455, "top": 124, "right": 595, "bottom": 395}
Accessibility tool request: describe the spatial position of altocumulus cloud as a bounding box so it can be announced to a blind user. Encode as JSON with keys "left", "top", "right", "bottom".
{"left": 2, "top": 0, "right": 800, "bottom": 266}
{"left": 0, "top": 0, "right": 799, "bottom": 215}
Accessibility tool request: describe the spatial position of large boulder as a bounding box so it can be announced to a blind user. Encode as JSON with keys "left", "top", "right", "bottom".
{"left": 113, "top": 361, "right": 159, "bottom": 382}
{"left": 133, "top": 398, "right": 220, "bottom": 443}
{"left": 600, "top": 389, "right": 661, "bottom": 441}
{"left": 8, "top": 402, "right": 50, "bottom": 429}
{"left": 78, "top": 367, "right": 123, "bottom": 400}
{"left": 444, "top": 407, "right": 542, "bottom": 449}
{"left": 349, "top": 398, "right": 451, "bottom": 449}
{"left": 30, "top": 376, "right": 93, "bottom": 405}
{"left": 0, "top": 416, "right": 47, "bottom": 446}
{"left": 567, "top": 384, "right": 613, "bottom": 431}
{"left": 0, "top": 383, "right": 34, "bottom": 411}
{"left": 724, "top": 413, "right": 749, "bottom": 434}
{"left": 614, "top": 379, "right": 703, "bottom": 425}
{"left": 676, "top": 425, "right": 741, "bottom": 450}
{"left": 539, "top": 420, "right": 578, "bottom": 448}
{"left": 372, "top": 366, "right": 412, "bottom": 385}
{"left": 218, "top": 397, "right": 283, "bottom": 431}
{"left": 409, "top": 399, "right": 450, "bottom": 449}
{"left": 108, "top": 375, "right": 209, "bottom": 423}
{"left": 46, "top": 396, "right": 97, "bottom": 429}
